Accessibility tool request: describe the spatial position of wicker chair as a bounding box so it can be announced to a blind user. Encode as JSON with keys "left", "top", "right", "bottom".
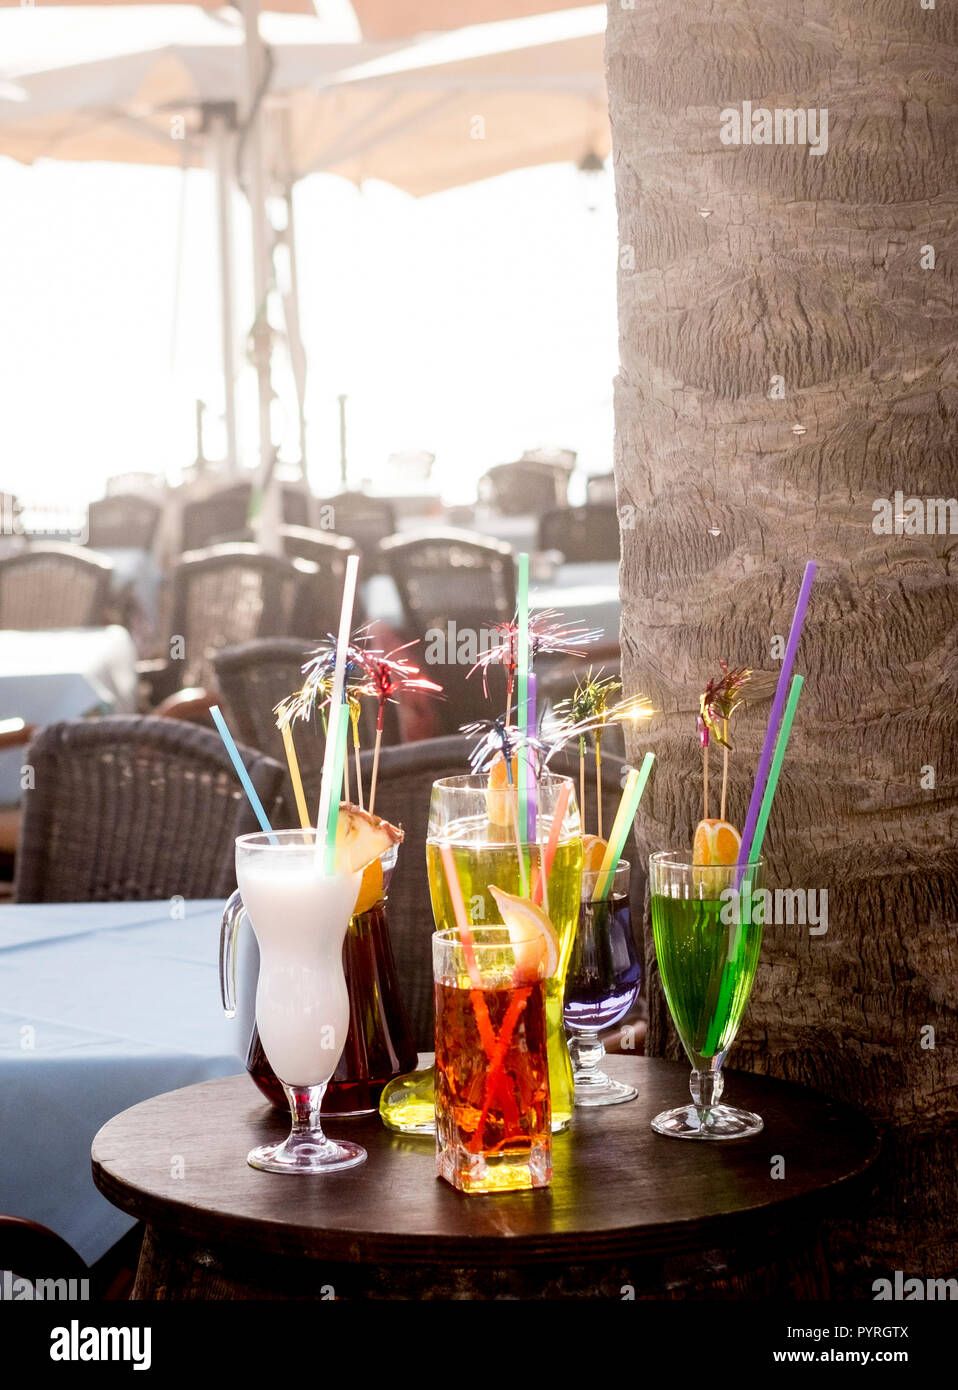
{"left": 279, "top": 526, "right": 364, "bottom": 633}
{"left": 180, "top": 483, "right": 311, "bottom": 552}
{"left": 0, "top": 1215, "right": 89, "bottom": 1285}
{"left": 14, "top": 716, "right": 284, "bottom": 903}
{"left": 87, "top": 494, "right": 162, "bottom": 552}
{"left": 318, "top": 492, "right": 397, "bottom": 567}
{"left": 586, "top": 473, "right": 617, "bottom": 504}
{"left": 144, "top": 544, "right": 317, "bottom": 704}
{"left": 355, "top": 736, "right": 636, "bottom": 1052}
{"left": 538, "top": 503, "right": 621, "bottom": 563}
{"left": 379, "top": 528, "right": 516, "bottom": 734}
{"left": 0, "top": 544, "right": 113, "bottom": 629}
{"left": 477, "top": 460, "right": 570, "bottom": 515}
{"left": 211, "top": 637, "right": 389, "bottom": 826}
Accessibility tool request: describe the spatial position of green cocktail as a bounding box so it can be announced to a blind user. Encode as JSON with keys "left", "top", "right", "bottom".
{"left": 649, "top": 852, "right": 765, "bottom": 1139}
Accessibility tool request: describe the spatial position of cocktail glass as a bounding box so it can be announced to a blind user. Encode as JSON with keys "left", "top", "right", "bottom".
{"left": 220, "top": 829, "right": 366, "bottom": 1173}
{"left": 380, "top": 773, "right": 581, "bottom": 1135}
{"left": 648, "top": 851, "right": 766, "bottom": 1139}
{"left": 434, "top": 925, "right": 552, "bottom": 1193}
{"left": 564, "top": 859, "right": 641, "bottom": 1106}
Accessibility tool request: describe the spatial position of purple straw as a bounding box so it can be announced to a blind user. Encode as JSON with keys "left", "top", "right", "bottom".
{"left": 525, "top": 672, "right": 538, "bottom": 842}
{"left": 735, "top": 561, "right": 816, "bottom": 885}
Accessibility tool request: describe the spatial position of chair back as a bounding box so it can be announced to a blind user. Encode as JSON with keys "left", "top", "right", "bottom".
{"left": 279, "top": 526, "right": 362, "bottom": 633}
{"left": 167, "top": 545, "right": 315, "bottom": 692}
{"left": 180, "top": 483, "right": 311, "bottom": 551}
{"left": 586, "top": 473, "right": 617, "bottom": 504}
{"left": 478, "top": 461, "right": 569, "bottom": 514}
{"left": 379, "top": 529, "right": 515, "bottom": 734}
{"left": 0, "top": 544, "right": 113, "bottom": 630}
{"left": 319, "top": 492, "right": 397, "bottom": 564}
{"left": 87, "top": 494, "right": 162, "bottom": 551}
{"left": 538, "top": 503, "right": 621, "bottom": 563}
{"left": 14, "top": 716, "right": 284, "bottom": 903}
{"left": 0, "top": 1216, "right": 88, "bottom": 1284}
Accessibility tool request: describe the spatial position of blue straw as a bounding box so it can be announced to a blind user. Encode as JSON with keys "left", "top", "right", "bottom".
{"left": 209, "top": 705, "right": 273, "bottom": 833}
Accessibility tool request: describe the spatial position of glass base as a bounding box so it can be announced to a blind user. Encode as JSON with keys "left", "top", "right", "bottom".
{"left": 573, "top": 1071, "right": 637, "bottom": 1107}
{"left": 438, "top": 1139, "right": 552, "bottom": 1194}
{"left": 651, "top": 1103, "right": 763, "bottom": 1140}
{"left": 248, "top": 1134, "right": 367, "bottom": 1173}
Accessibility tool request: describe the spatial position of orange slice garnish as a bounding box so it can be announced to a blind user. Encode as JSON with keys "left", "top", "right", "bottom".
{"left": 486, "top": 752, "right": 520, "bottom": 829}
{"left": 693, "top": 819, "right": 742, "bottom": 866}
{"left": 489, "top": 885, "right": 560, "bottom": 982}
{"left": 351, "top": 857, "right": 384, "bottom": 917}
{"left": 581, "top": 834, "right": 608, "bottom": 873}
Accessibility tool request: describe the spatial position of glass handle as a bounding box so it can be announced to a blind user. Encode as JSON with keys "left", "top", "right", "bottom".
{"left": 219, "top": 889, "right": 245, "bottom": 1018}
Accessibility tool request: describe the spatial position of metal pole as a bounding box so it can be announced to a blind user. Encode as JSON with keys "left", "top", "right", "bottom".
{"left": 338, "top": 394, "right": 348, "bottom": 487}
{"left": 239, "top": 0, "right": 280, "bottom": 549}
{"left": 208, "top": 112, "right": 239, "bottom": 474}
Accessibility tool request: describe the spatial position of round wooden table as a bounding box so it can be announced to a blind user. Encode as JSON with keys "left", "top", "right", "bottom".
{"left": 92, "top": 1056, "right": 878, "bottom": 1300}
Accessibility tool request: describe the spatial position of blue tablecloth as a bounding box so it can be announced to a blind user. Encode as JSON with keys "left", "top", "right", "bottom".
{"left": 0, "top": 900, "right": 243, "bottom": 1264}
{"left": 0, "top": 627, "right": 138, "bottom": 807}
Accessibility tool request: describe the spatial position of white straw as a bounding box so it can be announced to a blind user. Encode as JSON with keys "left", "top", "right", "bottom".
{"left": 314, "top": 554, "right": 360, "bottom": 871}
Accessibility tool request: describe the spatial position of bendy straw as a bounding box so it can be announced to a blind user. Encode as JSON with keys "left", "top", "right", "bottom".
{"left": 280, "top": 722, "right": 310, "bottom": 830}
{"left": 314, "top": 554, "right": 360, "bottom": 872}
{"left": 592, "top": 752, "right": 654, "bottom": 902}
{"left": 209, "top": 705, "right": 273, "bottom": 834}
{"left": 736, "top": 561, "right": 815, "bottom": 882}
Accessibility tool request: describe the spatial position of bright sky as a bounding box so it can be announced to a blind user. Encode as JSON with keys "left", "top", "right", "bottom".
{"left": 0, "top": 137, "right": 616, "bottom": 510}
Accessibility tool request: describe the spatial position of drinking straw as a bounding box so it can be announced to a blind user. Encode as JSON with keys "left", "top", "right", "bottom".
{"left": 524, "top": 672, "right": 538, "bottom": 844}
{"left": 746, "top": 674, "right": 804, "bottom": 869}
{"left": 314, "top": 554, "right": 360, "bottom": 873}
{"left": 515, "top": 552, "right": 531, "bottom": 892}
{"left": 322, "top": 706, "right": 350, "bottom": 875}
{"left": 280, "top": 722, "right": 310, "bottom": 830}
{"left": 702, "top": 677, "right": 805, "bottom": 1057}
{"left": 439, "top": 844, "right": 497, "bottom": 1062}
{"left": 592, "top": 752, "right": 655, "bottom": 902}
{"left": 735, "top": 561, "right": 816, "bottom": 887}
{"left": 531, "top": 779, "right": 571, "bottom": 907}
{"left": 209, "top": 705, "right": 273, "bottom": 834}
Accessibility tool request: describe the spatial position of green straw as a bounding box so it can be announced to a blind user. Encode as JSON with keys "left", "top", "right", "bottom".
{"left": 747, "top": 674, "right": 803, "bottom": 870}
{"left": 592, "top": 751, "right": 654, "bottom": 901}
{"left": 704, "top": 675, "right": 804, "bottom": 1055}
{"left": 322, "top": 703, "right": 350, "bottom": 875}
{"left": 515, "top": 552, "right": 530, "bottom": 893}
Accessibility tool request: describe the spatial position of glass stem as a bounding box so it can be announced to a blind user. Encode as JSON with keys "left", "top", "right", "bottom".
{"left": 569, "top": 1030, "right": 605, "bottom": 1081}
{"left": 283, "top": 1082, "right": 328, "bottom": 1149}
{"left": 689, "top": 1067, "right": 723, "bottom": 1121}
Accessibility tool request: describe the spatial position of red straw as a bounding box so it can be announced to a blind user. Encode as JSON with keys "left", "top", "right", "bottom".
{"left": 531, "top": 780, "right": 571, "bottom": 906}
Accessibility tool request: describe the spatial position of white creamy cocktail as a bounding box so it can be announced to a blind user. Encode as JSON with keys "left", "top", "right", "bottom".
{"left": 221, "top": 812, "right": 403, "bottom": 1175}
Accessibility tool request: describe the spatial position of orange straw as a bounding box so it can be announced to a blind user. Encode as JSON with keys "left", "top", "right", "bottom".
{"left": 439, "top": 843, "right": 497, "bottom": 1060}
{"left": 531, "top": 780, "right": 571, "bottom": 907}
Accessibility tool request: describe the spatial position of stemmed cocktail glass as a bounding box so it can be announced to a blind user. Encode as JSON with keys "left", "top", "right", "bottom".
{"left": 220, "top": 829, "right": 367, "bottom": 1173}
{"left": 649, "top": 852, "right": 765, "bottom": 1139}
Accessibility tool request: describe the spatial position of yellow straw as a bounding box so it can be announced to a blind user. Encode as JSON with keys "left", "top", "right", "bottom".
{"left": 592, "top": 752, "right": 654, "bottom": 902}
{"left": 281, "top": 723, "right": 310, "bottom": 830}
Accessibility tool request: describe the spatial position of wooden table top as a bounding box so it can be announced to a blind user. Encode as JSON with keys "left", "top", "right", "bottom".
{"left": 92, "top": 1057, "right": 878, "bottom": 1268}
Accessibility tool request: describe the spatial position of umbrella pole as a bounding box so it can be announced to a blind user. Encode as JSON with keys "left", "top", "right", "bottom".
{"left": 240, "top": 0, "right": 280, "bottom": 550}
{"left": 209, "top": 111, "right": 239, "bottom": 476}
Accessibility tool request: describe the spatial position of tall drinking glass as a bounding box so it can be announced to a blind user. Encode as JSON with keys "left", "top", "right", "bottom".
{"left": 434, "top": 926, "right": 552, "bottom": 1193}
{"left": 564, "top": 859, "right": 641, "bottom": 1105}
{"left": 649, "top": 852, "right": 766, "bottom": 1139}
{"left": 220, "top": 829, "right": 366, "bottom": 1173}
{"left": 379, "top": 773, "right": 582, "bottom": 1134}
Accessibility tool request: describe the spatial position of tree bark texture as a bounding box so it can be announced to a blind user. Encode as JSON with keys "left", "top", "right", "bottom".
{"left": 607, "top": 0, "right": 958, "bottom": 1292}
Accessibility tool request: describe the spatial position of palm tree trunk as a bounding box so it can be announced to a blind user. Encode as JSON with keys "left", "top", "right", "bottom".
{"left": 608, "top": 0, "right": 958, "bottom": 1291}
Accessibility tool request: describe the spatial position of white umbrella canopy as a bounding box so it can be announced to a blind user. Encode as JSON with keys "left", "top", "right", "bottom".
{"left": 0, "top": 6, "right": 389, "bottom": 166}
{"left": 286, "top": 5, "right": 608, "bottom": 196}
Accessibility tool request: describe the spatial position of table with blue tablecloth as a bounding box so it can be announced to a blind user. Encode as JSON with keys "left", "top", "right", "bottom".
{"left": 0, "top": 900, "right": 243, "bottom": 1264}
{"left": 0, "top": 626, "right": 138, "bottom": 807}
